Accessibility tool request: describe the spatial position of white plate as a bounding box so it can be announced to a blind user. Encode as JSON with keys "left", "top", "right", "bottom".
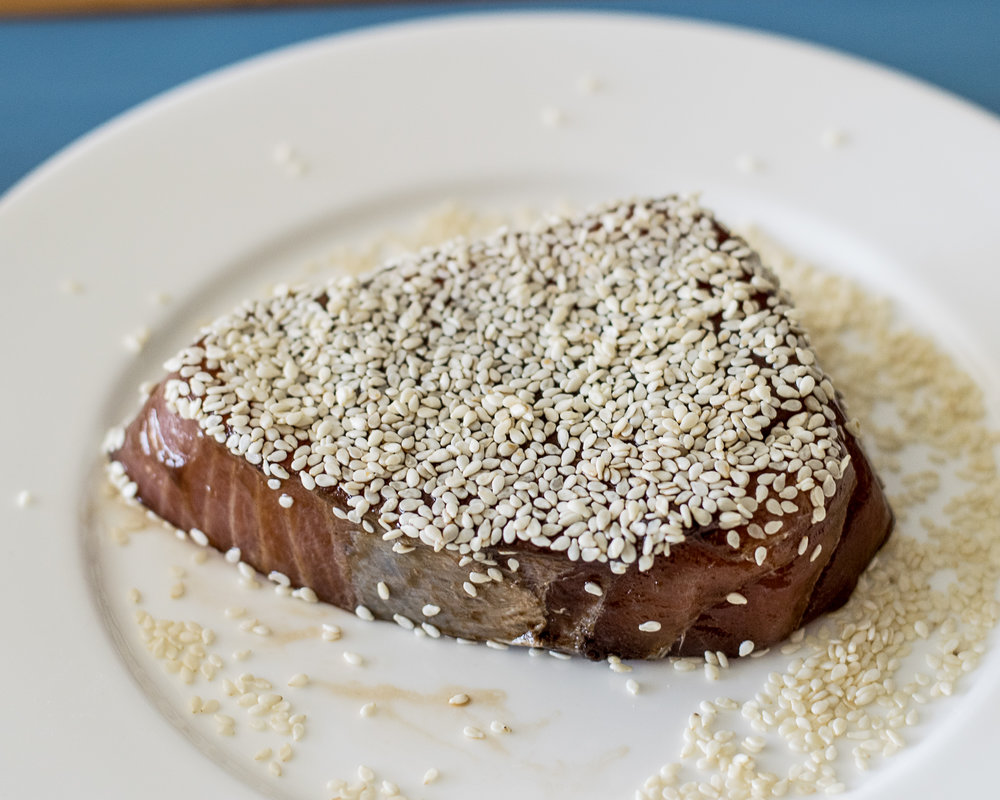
{"left": 3, "top": 12, "right": 1000, "bottom": 800}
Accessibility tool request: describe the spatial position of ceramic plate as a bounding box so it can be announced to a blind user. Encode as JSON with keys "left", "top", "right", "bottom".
{"left": 3, "top": 12, "right": 1000, "bottom": 800}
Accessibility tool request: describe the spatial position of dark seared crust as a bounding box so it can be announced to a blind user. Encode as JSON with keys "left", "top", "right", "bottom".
{"left": 112, "top": 382, "right": 892, "bottom": 659}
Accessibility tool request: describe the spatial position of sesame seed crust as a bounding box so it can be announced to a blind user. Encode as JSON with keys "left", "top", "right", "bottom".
{"left": 110, "top": 196, "right": 892, "bottom": 659}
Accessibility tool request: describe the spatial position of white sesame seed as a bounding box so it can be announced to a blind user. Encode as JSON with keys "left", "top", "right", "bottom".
{"left": 377, "top": 581, "right": 390, "bottom": 600}
{"left": 422, "top": 604, "right": 441, "bottom": 617}
{"left": 463, "top": 726, "right": 486, "bottom": 740}
{"left": 343, "top": 651, "right": 363, "bottom": 666}
{"left": 540, "top": 106, "right": 566, "bottom": 128}
{"left": 638, "top": 620, "right": 662, "bottom": 632}
{"left": 355, "top": 605, "right": 375, "bottom": 621}
{"left": 188, "top": 527, "right": 208, "bottom": 547}
{"left": 287, "top": 673, "right": 309, "bottom": 688}
{"left": 576, "top": 74, "right": 602, "bottom": 95}
{"left": 292, "top": 586, "right": 318, "bottom": 603}
{"left": 448, "top": 693, "right": 470, "bottom": 706}
{"left": 14, "top": 490, "right": 32, "bottom": 509}
{"left": 738, "top": 640, "right": 755, "bottom": 657}
{"left": 321, "top": 624, "right": 342, "bottom": 642}
{"left": 726, "top": 592, "right": 747, "bottom": 606}
{"left": 359, "top": 702, "right": 376, "bottom": 718}
{"left": 423, "top": 767, "right": 440, "bottom": 785}
{"left": 626, "top": 679, "right": 640, "bottom": 695}
{"left": 278, "top": 493, "right": 294, "bottom": 508}
{"left": 735, "top": 154, "right": 763, "bottom": 173}
{"left": 123, "top": 326, "right": 151, "bottom": 354}
{"left": 821, "top": 128, "right": 849, "bottom": 149}
{"left": 584, "top": 581, "right": 604, "bottom": 596}
{"left": 58, "top": 278, "right": 84, "bottom": 294}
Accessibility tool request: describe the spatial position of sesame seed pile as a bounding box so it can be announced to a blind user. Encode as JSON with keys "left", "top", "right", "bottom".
{"left": 635, "top": 231, "right": 1000, "bottom": 799}
{"left": 162, "top": 196, "right": 847, "bottom": 571}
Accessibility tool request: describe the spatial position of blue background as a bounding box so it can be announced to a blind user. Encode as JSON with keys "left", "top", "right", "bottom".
{"left": 2, "top": 0, "right": 999, "bottom": 197}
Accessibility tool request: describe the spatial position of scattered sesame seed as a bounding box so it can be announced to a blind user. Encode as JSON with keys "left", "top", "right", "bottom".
{"left": 540, "top": 106, "right": 566, "bottom": 127}
{"left": 821, "top": 128, "right": 849, "bottom": 149}
{"left": 490, "top": 720, "right": 512, "bottom": 734}
{"left": 377, "top": 581, "right": 390, "bottom": 600}
{"left": 463, "top": 726, "right": 486, "bottom": 740}
{"left": 421, "top": 604, "right": 441, "bottom": 617}
{"left": 292, "top": 586, "right": 318, "bottom": 603}
{"left": 321, "top": 624, "right": 342, "bottom": 642}
{"left": 738, "top": 640, "right": 755, "bottom": 657}
{"left": 123, "top": 326, "right": 151, "bottom": 354}
{"left": 423, "top": 767, "right": 440, "bottom": 785}
{"left": 127, "top": 587, "right": 142, "bottom": 604}
{"left": 14, "top": 489, "right": 32, "bottom": 509}
{"left": 355, "top": 605, "right": 375, "bottom": 622}
{"left": 584, "top": 581, "right": 603, "bottom": 596}
{"left": 287, "top": 673, "right": 309, "bottom": 688}
{"left": 254, "top": 747, "right": 272, "bottom": 761}
{"left": 608, "top": 655, "right": 633, "bottom": 673}
{"left": 726, "top": 592, "right": 748, "bottom": 606}
{"left": 735, "top": 154, "right": 763, "bottom": 173}
{"left": 626, "top": 679, "right": 639, "bottom": 695}
{"left": 359, "top": 701, "right": 376, "bottom": 718}
{"left": 343, "top": 651, "right": 363, "bottom": 666}
{"left": 448, "top": 693, "right": 470, "bottom": 707}
{"left": 58, "top": 278, "right": 84, "bottom": 295}
{"left": 576, "top": 74, "right": 602, "bottom": 95}
{"left": 278, "top": 493, "right": 293, "bottom": 508}
{"left": 638, "top": 620, "right": 662, "bottom": 633}
{"left": 189, "top": 527, "right": 208, "bottom": 547}
{"left": 271, "top": 142, "right": 309, "bottom": 177}
{"left": 169, "top": 582, "right": 186, "bottom": 599}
